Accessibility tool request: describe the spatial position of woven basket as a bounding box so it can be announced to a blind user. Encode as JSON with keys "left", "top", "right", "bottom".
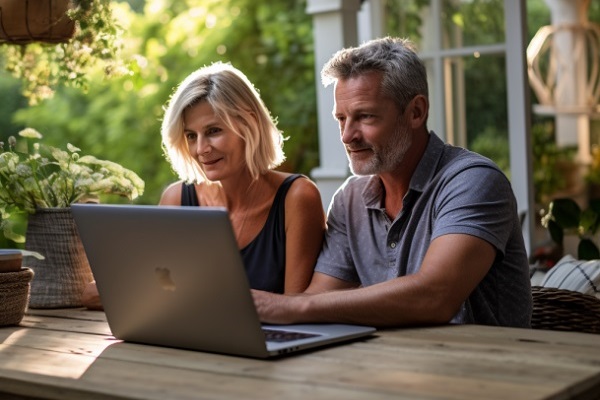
{"left": 531, "top": 286, "right": 600, "bottom": 334}
{"left": 0, "top": 268, "right": 34, "bottom": 326}
{"left": 24, "top": 208, "right": 93, "bottom": 308}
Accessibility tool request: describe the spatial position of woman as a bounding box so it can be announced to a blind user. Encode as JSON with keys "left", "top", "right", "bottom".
{"left": 82, "top": 63, "right": 325, "bottom": 309}
{"left": 159, "top": 62, "right": 325, "bottom": 294}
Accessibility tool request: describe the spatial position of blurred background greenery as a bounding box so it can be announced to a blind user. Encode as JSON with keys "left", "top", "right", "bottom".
{"left": 0, "top": 0, "right": 318, "bottom": 208}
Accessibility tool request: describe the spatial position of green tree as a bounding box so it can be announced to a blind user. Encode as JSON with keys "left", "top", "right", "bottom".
{"left": 7, "top": 0, "right": 317, "bottom": 206}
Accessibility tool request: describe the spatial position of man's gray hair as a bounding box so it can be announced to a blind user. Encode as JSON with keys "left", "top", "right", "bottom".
{"left": 321, "top": 37, "right": 428, "bottom": 113}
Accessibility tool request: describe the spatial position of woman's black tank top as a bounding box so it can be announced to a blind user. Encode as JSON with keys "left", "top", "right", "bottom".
{"left": 180, "top": 174, "right": 303, "bottom": 293}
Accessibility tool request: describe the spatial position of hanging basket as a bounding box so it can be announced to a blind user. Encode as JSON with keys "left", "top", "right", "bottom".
{"left": 24, "top": 208, "right": 93, "bottom": 308}
{"left": 0, "top": 0, "right": 75, "bottom": 44}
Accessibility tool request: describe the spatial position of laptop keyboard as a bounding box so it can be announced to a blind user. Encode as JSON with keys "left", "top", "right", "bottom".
{"left": 263, "top": 328, "right": 320, "bottom": 343}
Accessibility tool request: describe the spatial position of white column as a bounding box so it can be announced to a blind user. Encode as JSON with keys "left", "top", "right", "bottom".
{"left": 505, "top": 0, "right": 535, "bottom": 255}
{"left": 546, "top": 0, "right": 591, "bottom": 163}
{"left": 420, "top": 0, "right": 448, "bottom": 141}
{"left": 306, "top": 0, "right": 362, "bottom": 211}
{"left": 357, "top": 0, "right": 385, "bottom": 43}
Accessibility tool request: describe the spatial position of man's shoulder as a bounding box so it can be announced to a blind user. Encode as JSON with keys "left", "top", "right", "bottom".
{"left": 440, "top": 145, "right": 503, "bottom": 175}
{"left": 329, "top": 175, "right": 380, "bottom": 211}
{"left": 339, "top": 175, "right": 374, "bottom": 190}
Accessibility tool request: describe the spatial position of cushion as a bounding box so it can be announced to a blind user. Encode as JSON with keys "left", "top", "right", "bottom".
{"left": 540, "top": 255, "right": 600, "bottom": 299}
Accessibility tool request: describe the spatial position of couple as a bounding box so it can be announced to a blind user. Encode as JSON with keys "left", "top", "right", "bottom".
{"left": 85, "top": 37, "right": 532, "bottom": 328}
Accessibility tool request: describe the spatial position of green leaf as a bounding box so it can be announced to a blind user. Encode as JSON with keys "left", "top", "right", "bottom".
{"left": 578, "top": 239, "right": 600, "bottom": 260}
{"left": 20, "top": 250, "right": 45, "bottom": 260}
{"left": 550, "top": 198, "right": 581, "bottom": 229}
{"left": 580, "top": 208, "right": 600, "bottom": 236}
{"left": 589, "top": 198, "right": 600, "bottom": 214}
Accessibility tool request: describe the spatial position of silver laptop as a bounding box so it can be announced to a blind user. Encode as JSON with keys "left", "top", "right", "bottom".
{"left": 71, "top": 203, "right": 375, "bottom": 358}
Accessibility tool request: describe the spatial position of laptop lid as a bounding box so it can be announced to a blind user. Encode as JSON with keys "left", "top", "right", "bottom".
{"left": 71, "top": 203, "right": 375, "bottom": 358}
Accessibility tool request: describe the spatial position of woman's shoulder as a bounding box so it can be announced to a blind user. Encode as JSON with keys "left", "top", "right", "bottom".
{"left": 159, "top": 181, "right": 184, "bottom": 205}
{"left": 268, "top": 172, "right": 322, "bottom": 210}
{"left": 265, "top": 171, "right": 318, "bottom": 195}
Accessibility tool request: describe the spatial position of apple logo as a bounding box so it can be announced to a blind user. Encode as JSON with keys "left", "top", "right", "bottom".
{"left": 155, "top": 267, "right": 176, "bottom": 291}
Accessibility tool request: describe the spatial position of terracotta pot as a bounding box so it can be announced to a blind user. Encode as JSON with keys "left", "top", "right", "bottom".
{"left": 0, "top": 250, "right": 22, "bottom": 273}
{"left": 0, "top": 0, "right": 75, "bottom": 44}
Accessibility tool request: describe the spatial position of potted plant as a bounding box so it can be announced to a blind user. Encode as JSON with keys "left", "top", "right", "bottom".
{"left": 0, "top": 127, "right": 144, "bottom": 308}
{"left": 585, "top": 145, "right": 600, "bottom": 200}
{"left": 532, "top": 122, "right": 578, "bottom": 207}
{"left": 541, "top": 197, "right": 600, "bottom": 260}
{"left": 0, "top": 0, "right": 129, "bottom": 105}
{"left": 0, "top": 127, "right": 144, "bottom": 240}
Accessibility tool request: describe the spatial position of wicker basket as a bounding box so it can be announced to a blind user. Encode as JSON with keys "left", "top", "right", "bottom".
{"left": 531, "top": 286, "right": 600, "bottom": 334}
{"left": 25, "top": 208, "right": 93, "bottom": 308}
{"left": 0, "top": 268, "right": 34, "bottom": 326}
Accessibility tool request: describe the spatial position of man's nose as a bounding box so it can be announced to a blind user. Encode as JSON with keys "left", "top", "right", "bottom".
{"left": 341, "top": 120, "right": 358, "bottom": 144}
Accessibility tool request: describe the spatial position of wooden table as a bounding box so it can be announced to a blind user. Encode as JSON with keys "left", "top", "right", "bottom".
{"left": 0, "top": 309, "right": 599, "bottom": 400}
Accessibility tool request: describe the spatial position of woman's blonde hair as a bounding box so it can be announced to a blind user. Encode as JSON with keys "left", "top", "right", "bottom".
{"left": 161, "top": 62, "right": 285, "bottom": 183}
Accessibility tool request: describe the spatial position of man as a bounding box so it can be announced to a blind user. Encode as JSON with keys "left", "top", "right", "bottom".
{"left": 252, "top": 37, "right": 532, "bottom": 328}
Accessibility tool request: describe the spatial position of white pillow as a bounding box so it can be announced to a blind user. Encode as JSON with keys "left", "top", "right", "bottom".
{"left": 540, "top": 255, "right": 600, "bottom": 299}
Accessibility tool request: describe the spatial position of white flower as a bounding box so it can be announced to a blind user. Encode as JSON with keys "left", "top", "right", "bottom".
{"left": 15, "top": 164, "right": 32, "bottom": 177}
{"left": 67, "top": 143, "right": 81, "bottom": 153}
{"left": 18, "top": 128, "right": 43, "bottom": 139}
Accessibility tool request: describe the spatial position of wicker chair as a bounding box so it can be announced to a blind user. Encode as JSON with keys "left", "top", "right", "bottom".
{"left": 531, "top": 286, "right": 600, "bottom": 334}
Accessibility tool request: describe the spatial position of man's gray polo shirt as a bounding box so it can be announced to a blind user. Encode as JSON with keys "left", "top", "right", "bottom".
{"left": 314, "top": 132, "right": 532, "bottom": 327}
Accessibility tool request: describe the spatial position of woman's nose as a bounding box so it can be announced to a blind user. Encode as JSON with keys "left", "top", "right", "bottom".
{"left": 196, "top": 136, "right": 210, "bottom": 155}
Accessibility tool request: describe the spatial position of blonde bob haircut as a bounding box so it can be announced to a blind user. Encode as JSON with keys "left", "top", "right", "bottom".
{"left": 161, "top": 62, "right": 285, "bottom": 184}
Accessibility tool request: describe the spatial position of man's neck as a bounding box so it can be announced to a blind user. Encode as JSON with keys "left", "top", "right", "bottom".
{"left": 379, "top": 131, "right": 429, "bottom": 219}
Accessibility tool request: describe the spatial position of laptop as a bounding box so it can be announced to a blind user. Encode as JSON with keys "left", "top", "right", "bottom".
{"left": 71, "top": 203, "right": 376, "bottom": 358}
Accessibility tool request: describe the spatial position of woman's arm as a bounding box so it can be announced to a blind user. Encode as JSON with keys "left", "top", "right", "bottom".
{"left": 283, "top": 177, "right": 326, "bottom": 293}
{"left": 159, "top": 181, "right": 184, "bottom": 205}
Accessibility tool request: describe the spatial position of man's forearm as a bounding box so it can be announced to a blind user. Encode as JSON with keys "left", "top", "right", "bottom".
{"left": 256, "top": 276, "right": 458, "bottom": 327}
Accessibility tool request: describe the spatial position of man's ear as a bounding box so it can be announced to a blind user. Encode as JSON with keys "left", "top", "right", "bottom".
{"left": 407, "top": 95, "right": 428, "bottom": 129}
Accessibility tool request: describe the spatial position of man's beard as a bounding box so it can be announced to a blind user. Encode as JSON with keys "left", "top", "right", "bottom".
{"left": 347, "top": 125, "right": 412, "bottom": 175}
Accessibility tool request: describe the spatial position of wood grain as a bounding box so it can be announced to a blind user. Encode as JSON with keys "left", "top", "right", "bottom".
{"left": 0, "top": 311, "right": 598, "bottom": 400}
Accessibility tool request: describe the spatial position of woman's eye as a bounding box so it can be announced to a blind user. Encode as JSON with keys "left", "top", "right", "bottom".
{"left": 206, "top": 127, "right": 221, "bottom": 136}
{"left": 185, "top": 132, "right": 197, "bottom": 141}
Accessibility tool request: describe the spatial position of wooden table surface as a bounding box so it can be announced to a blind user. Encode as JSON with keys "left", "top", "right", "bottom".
{"left": 0, "top": 308, "right": 599, "bottom": 400}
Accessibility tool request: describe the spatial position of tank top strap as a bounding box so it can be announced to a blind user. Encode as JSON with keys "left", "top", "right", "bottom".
{"left": 180, "top": 182, "right": 200, "bottom": 206}
{"left": 271, "top": 174, "right": 305, "bottom": 215}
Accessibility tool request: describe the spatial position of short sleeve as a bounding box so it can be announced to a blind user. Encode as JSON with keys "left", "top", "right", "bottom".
{"left": 314, "top": 185, "right": 360, "bottom": 283}
{"left": 432, "top": 164, "right": 517, "bottom": 256}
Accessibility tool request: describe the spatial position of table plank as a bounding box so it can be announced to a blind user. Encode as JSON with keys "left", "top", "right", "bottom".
{"left": 0, "top": 310, "right": 598, "bottom": 400}
{"left": 19, "top": 312, "right": 111, "bottom": 336}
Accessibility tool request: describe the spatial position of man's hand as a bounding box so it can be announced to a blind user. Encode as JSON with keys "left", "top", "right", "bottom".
{"left": 251, "top": 289, "right": 305, "bottom": 324}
